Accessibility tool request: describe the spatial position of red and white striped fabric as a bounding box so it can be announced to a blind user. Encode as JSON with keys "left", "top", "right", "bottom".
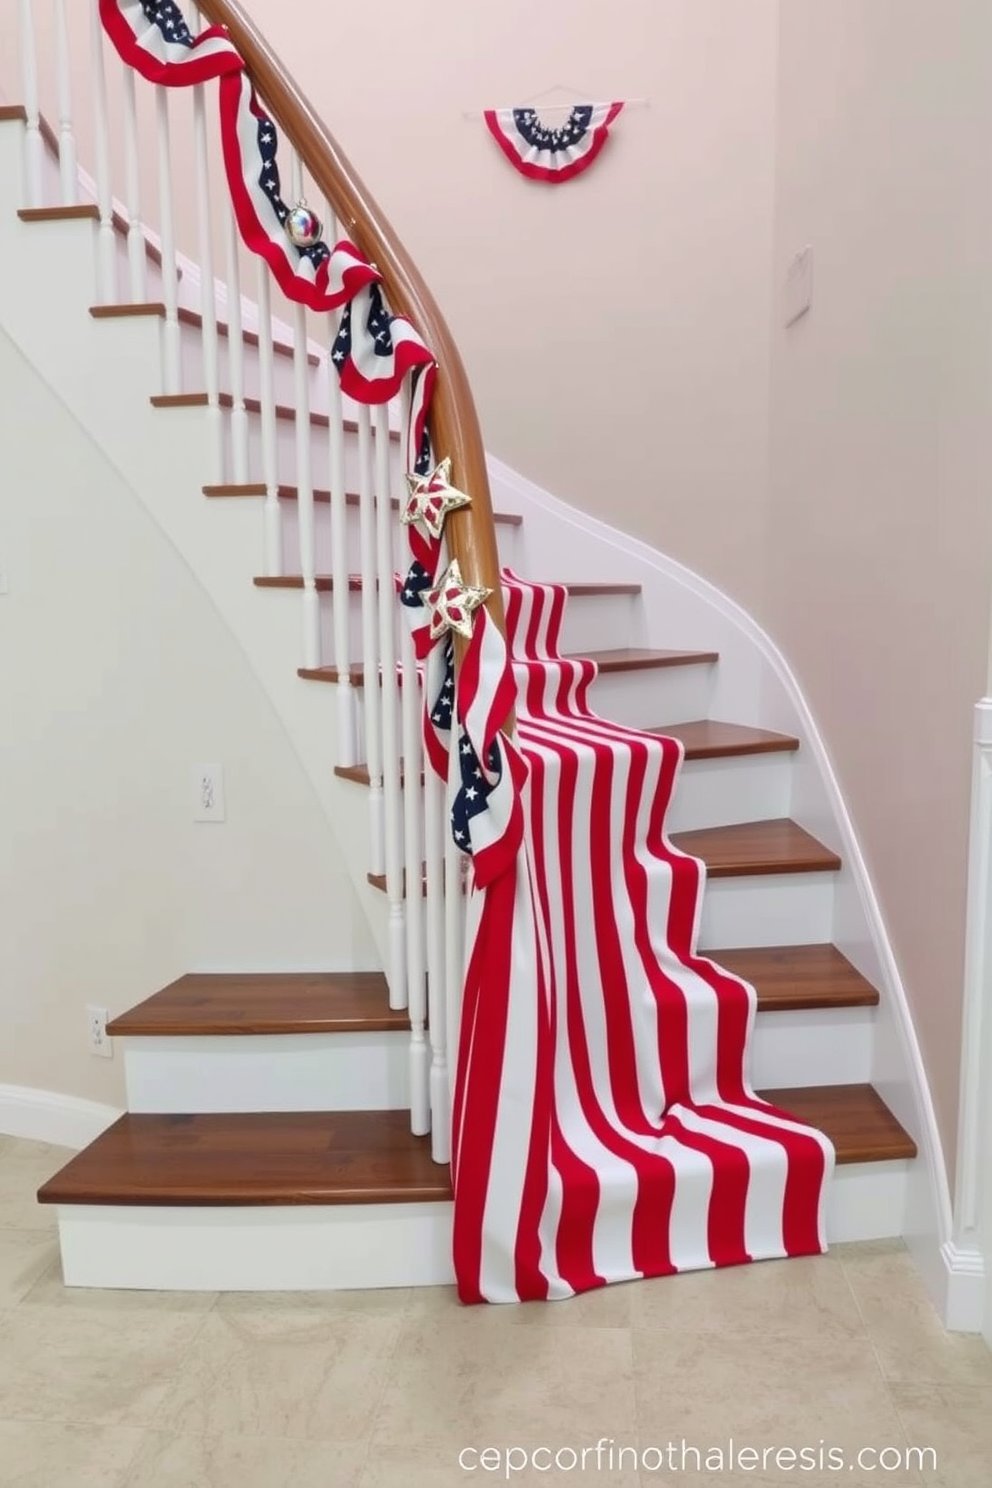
{"left": 451, "top": 574, "right": 834, "bottom": 1304}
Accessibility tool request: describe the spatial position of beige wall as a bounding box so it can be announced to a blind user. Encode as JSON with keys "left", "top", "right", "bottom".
{"left": 0, "top": 328, "right": 376, "bottom": 1107}
{"left": 765, "top": 0, "right": 992, "bottom": 1171}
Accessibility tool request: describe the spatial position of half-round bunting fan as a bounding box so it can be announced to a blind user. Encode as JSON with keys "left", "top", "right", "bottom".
{"left": 483, "top": 102, "right": 624, "bottom": 183}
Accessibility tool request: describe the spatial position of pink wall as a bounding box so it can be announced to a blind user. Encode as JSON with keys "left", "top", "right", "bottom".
{"left": 766, "top": 0, "right": 992, "bottom": 1173}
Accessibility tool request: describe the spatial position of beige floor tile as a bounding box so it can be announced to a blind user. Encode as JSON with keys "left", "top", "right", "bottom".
{"left": 630, "top": 1252, "right": 864, "bottom": 1339}
{"left": 0, "top": 1229, "right": 59, "bottom": 1306}
{"left": 0, "top": 1142, "right": 72, "bottom": 1231}
{"left": 405, "top": 1278, "right": 635, "bottom": 1329}
{"left": 155, "top": 1306, "right": 401, "bottom": 1442}
{"left": 372, "top": 1317, "right": 636, "bottom": 1446}
{"left": 120, "top": 1430, "right": 367, "bottom": 1488}
{"left": 18, "top": 1259, "right": 217, "bottom": 1315}
{"left": 0, "top": 1418, "right": 144, "bottom": 1487}
{"left": 889, "top": 1381, "right": 992, "bottom": 1487}
{"left": 361, "top": 1439, "right": 643, "bottom": 1486}
{"left": 0, "top": 1302, "right": 210, "bottom": 1427}
{"left": 633, "top": 1331, "right": 923, "bottom": 1487}
{"left": 841, "top": 1246, "right": 992, "bottom": 1387}
{"left": 216, "top": 1285, "right": 412, "bottom": 1319}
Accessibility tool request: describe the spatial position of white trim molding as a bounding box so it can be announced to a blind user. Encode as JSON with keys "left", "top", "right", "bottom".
{"left": 946, "top": 697, "right": 992, "bottom": 1332}
{"left": 0, "top": 1084, "right": 122, "bottom": 1150}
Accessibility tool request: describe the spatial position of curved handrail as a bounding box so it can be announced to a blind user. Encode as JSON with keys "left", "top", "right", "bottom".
{"left": 197, "top": 0, "right": 507, "bottom": 649}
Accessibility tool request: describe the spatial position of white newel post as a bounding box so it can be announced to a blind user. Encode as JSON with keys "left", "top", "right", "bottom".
{"left": 951, "top": 698, "right": 992, "bottom": 1335}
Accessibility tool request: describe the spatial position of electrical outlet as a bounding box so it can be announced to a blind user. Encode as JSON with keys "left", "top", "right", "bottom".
{"left": 86, "top": 1005, "right": 113, "bottom": 1059}
{"left": 192, "top": 762, "right": 225, "bottom": 822}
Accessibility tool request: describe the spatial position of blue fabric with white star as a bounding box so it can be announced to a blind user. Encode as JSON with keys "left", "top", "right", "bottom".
{"left": 513, "top": 105, "right": 593, "bottom": 152}
{"left": 332, "top": 283, "right": 396, "bottom": 367}
{"left": 451, "top": 730, "right": 501, "bottom": 855}
{"left": 140, "top": 0, "right": 193, "bottom": 47}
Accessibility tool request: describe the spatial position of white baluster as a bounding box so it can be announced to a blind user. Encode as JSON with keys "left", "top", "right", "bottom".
{"left": 53, "top": 0, "right": 77, "bottom": 204}
{"left": 121, "top": 67, "right": 147, "bottom": 302}
{"left": 326, "top": 306, "right": 356, "bottom": 763}
{"left": 154, "top": 86, "right": 182, "bottom": 393}
{"left": 445, "top": 725, "right": 468, "bottom": 1128}
{"left": 189, "top": 3, "right": 221, "bottom": 482}
{"left": 395, "top": 387, "right": 429, "bottom": 1126}
{"left": 424, "top": 761, "right": 450, "bottom": 1162}
{"left": 257, "top": 263, "right": 282, "bottom": 573}
{"left": 222, "top": 201, "right": 249, "bottom": 481}
{"left": 18, "top": 0, "right": 44, "bottom": 208}
{"left": 293, "top": 299, "right": 321, "bottom": 669}
{"left": 357, "top": 406, "right": 384, "bottom": 877}
{"left": 376, "top": 405, "right": 408, "bottom": 1012}
{"left": 88, "top": 0, "right": 117, "bottom": 303}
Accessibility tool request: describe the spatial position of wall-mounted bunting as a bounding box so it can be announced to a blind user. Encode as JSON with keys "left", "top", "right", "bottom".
{"left": 483, "top": 102, "right": 625, "bottom": 183}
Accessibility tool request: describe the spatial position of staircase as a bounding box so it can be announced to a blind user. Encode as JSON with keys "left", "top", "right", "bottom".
{"left": 0, "top": 2, "right": 925, "bottom": 1294}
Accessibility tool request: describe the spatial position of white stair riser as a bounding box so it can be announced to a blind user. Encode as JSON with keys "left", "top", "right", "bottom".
{"left": 666, "top": 751, "right": 792, "bottom": 833}
{"left": 696, "top": 872, "right": 836, "bottom": 948}
{"left": 556, "top": 593, "right": 639, "bottom": 655}
{"left": 51, "top": 1159, "right": 909, "bottom": 1290}
{"left": 585, "top": 664, "right": 716, "bottom": 729}
{"left": 123, "top": 1032, "right": 409, "bottom": 1113}
{"left": 120, "top": 1005, "right": 867, "bottom": 1114}
{"left": 747, "top": 1006, "right": 874, "bottom": 1088}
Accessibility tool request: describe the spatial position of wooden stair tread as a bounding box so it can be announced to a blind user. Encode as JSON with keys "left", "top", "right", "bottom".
{"left": 36, "top": 1111, "right": 450, "bottom": 1207}
{"left": 90, "top": 303, "right": 313, "bottom": 362}
{"left": 301, "top": 648, "right": 718, "bottom": 687}
{"left": 36, "top": 1085, "right": 913, "bottom": 1209}
{"left": 0, "top": 106, "right": 29, "bottom": 124}
{"left": 670, "top": 819, "right": 841, "bottom": 876}
{"left": 647, "top": 720, "right": 799, "bottom": 757}
{"left": 151, "top": 391, "right": 400, "bottom": 440}
{"left": 579, "top": 648, "right": 718, "bottom": 672}
{"left": 204, "top": 484, "right": 523, "bottom": 526}
{"left": 256, "top": 575, "right": 638, "bottom": 597}
{"left": 706, "top": 945, "right": 879, "bottom": 1010}
{"left": 106, "top": 972, "right": 404, "bottom": 1037}
{"left": 335, "top": 719, "right": 802, "bottom": 791}
{"left": 757, "top": 1084, "right": 917, "bottom": 1163}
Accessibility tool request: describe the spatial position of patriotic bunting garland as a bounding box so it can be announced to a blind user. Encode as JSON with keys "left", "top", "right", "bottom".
{"left": 484, "top": 103, "right": 625, "bottom": 183}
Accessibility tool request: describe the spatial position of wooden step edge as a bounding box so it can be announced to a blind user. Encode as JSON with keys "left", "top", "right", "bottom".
{"left": 705, "top": 944, "right": 880, "bottom": 1011}
{"left": 646, "top": 720, "right": 801, "bottom": 759}
{"left": 577, "top": 648, "right": 719, "bottom": 672}
{"left": 105, "top": 971, "right": 402, "bottom": 1038}
{"left": 35, "top": 1087, "right": 914, "bottom": 1209}
{"left": 90, "top": 303, "right": 305, "bottom": 360}
{"left": 0, "top": 105, "right": 28, "bottom": 124}
{"left": 91, "top": 302, "right": 167, "bottom": 320}
{"left": 669, "top": 819, "right": 842, "bottom": 877}
{"left": 152, "top": 392, "right": 400, "bottom": 441}
{"left": 36, "top": 1111, "right": 451, "bottom": 1207}
{"left": 259, "top": 574, "right": 638, "bottom": 598}
{"left": 19, "top": 204, "right": 98, "bottom": 223}
{"left": 757, "top": 1084, "right": 917, "bottom": 1164}
{"left": 203, "top": 483, "right": 268, "bottom": 497}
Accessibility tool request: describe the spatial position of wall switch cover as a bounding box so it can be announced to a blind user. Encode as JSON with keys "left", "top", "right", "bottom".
{"left": 784, "top": 245, "right": 813, "bottom": 327}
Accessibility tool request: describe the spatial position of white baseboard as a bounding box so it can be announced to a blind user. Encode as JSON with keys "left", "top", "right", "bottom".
{"left": 0, "top": 1084, "right": 122, "bottom": 1150}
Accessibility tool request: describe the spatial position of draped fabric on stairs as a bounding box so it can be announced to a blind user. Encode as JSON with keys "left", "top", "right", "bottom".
{"left": 451, "top": 576, "right": 835, "bottom": 1303}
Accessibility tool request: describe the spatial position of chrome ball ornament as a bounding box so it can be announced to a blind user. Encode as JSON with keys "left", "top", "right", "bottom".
{"left": 285, "top": 201, "right": 323, "bottom": 248}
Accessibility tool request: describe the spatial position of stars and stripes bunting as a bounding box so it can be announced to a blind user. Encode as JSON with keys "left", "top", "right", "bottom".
{"left": 484, "top": 103, "right": 625, "bottom": 183}
{"left": 450, "top": 573, "right": 834, "bottom": 1303}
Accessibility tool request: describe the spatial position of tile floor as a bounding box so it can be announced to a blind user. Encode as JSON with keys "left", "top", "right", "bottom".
{"left": 0, "top": 1134, "right": 990, "bottom": 1486}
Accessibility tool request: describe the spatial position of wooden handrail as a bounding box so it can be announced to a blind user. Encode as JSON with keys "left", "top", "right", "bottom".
{"left": 197, "top": 0, "right": 507, "bottom": 654}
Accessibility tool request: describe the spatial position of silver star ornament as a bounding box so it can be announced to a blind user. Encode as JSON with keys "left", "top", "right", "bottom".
{"left": 424, "top": 559, "right": 492, "bottom": 641}
{"left": 401, "top": 458, "right": 472, "bottom": 540}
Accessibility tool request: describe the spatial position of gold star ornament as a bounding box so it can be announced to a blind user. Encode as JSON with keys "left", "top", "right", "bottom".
{"left": 401, "top": 458, "right": 472, "bottom": 540}
{"left": 424, "top": 560, "right": 492, "bottom": 640}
